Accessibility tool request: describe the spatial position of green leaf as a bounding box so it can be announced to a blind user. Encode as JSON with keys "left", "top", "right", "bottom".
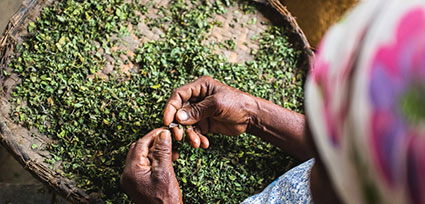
{"left": 31, "top": 144, "right": 38, "bottom": 149}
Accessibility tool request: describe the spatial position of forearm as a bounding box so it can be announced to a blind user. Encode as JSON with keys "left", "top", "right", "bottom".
{"left": 247, "top": 97, "right": 313, "bottom": 161}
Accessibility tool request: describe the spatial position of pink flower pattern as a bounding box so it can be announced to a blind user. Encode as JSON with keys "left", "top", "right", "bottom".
{"left": 369, "top": 8, "right": 425, "bottom": 204}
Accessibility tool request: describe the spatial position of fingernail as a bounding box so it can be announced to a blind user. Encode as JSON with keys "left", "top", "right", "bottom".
{"left": 177, "top": 110, "right": 188, "bottom": 121}
{"left": 159, "top": 130, "right": 171, "bottom": 141}
{"left": 193, "top": 137, "right": 200, "bottom": 148}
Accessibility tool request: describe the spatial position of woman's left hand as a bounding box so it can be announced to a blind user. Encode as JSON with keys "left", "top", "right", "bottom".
{"left": 120, "top": 128, "right": 182, "bottom": 204}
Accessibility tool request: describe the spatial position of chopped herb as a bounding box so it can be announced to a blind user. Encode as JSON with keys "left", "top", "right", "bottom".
{"left": 7, "top": 0, "right": 305, "bottom": 203}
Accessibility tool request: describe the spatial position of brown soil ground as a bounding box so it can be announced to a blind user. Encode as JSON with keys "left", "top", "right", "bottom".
{"left": 0, "top": 0, "right": 22, "bottom": 34}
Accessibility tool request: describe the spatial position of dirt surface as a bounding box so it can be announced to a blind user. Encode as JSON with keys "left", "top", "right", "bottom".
{"left": 0, "top": 145, "right": 36, "bottom": 183}
{"left": 0, "top": 0, "right": 23, "bottom": 34}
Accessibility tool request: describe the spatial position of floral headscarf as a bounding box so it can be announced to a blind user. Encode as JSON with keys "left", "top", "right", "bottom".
{"left": 305, "top": 1, "right": 425, "bottom": 203}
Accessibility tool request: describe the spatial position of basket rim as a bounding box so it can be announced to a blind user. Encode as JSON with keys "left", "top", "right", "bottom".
{"left": 0, "top": 0, "right": 313, "bottom": 203}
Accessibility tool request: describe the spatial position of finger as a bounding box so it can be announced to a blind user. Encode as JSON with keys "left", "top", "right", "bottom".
{"left": 163, "top": 104, "right": 177, "bottom": 126}
{"left": 127, "top": 128, "right": 166, "bottom": 165}
{"left": 172, "top": 126, "right": 184, "bottom": 141}
{"left": 148, "top": 150, "right": 153, "bottom": 163}
{"left": 186, "top": 127, "right": 200, "bottom": 148}
{"left": 130, "top": 141, "right": 150, "bottom": 167}
{"left": 197, "top": 119, "right": 210, "bottom": 134}
{"left": 139, "top": 157, "right": 151, "bottom": 167}
{"left": 125, "top": 142, "right": 137, "bottom": 165}
{"left": 176, "top": 95, "right": 217, "bottom": 125}
{"left": 172, "top": 151, "right": 179, "bottom": 161}
{"left": 199, "top": 134, "right": 210, "bottom": 149}
{"left": 151, "top": 130, "right": 173, "bottom": 169}
{"left": 207, "top": 118, "right": 243, "bottom": 135}
{"left": 163, "top": 77, "right": 211, "bottom": 125}
{"left": 164, "top": 86, "right": 199, "bottom": 125}
{"left": 193, "top": 127, "right": 209, "bottom": 149}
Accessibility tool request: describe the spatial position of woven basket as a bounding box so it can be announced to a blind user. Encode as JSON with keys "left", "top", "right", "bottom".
{"left": 284, "top": 0, "right": 359, "bottom": 47}
{"left": 0, "top": 0, "right": 313, "bottom": 203}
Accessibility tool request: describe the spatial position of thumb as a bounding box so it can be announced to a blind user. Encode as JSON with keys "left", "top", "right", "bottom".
{"left": 151, "top": 130, "right": 172, "bottom": 169}
{"left": 176, "top": 96, "right": 217, "bottom": 125}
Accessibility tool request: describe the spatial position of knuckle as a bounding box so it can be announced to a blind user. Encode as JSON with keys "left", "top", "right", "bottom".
{"left": 152, "top": 169, "right": 172, "bottom": 184}
{"left": 189, "top": 104, "right": 202, "bottom": 119}
{"left": 153, "top": 144, "right": 171, "bottom": 158}
{"left": 208, "top": 96, "right": 221, "bottom": 111}
{"left": 129, "top": 142, "right": 136, "bottom": 149}
{"left": 135, "top": 139, "right": 144, "bottom": 146}
{"left": 200, "top": 75, "right": 213, "bottom": 82}
{"left": 170, "top": 88, "right": 180, "bottom": 99}
{"left": 173, "top": 87, "right": 182, "bottom": 93}
{"left": 209, "top": 96, "right": 219, "bottom": 107}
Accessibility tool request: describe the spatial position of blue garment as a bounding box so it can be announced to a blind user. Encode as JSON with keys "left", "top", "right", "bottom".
{"left": 241, "top": 159, "right": 315, "bottom": 204}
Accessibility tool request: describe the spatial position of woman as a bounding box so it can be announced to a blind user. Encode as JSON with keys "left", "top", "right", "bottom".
{"left": 120, "top": 0, "right": 425, "bottom": 203}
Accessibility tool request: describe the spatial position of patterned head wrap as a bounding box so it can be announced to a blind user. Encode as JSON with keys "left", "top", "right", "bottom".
{"left": 306, "top": 1, "right": 425, "bottom": 203}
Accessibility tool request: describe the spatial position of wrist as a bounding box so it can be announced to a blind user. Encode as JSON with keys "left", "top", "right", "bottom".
{"left": 243, "top": 94, "right": 263, "bottom": 134}
{"left": 245, "top": 96, "right": 296, "bottom": 137}
{"left": 244, "top": 97, "right": 311, "bottom": 160}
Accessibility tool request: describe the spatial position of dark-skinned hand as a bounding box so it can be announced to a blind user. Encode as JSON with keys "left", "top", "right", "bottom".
{"left": 163, "top": 76, "right": 259, "bottom": 149}
{"left": 120, "top": 128, "right": 182, "bottom": 204}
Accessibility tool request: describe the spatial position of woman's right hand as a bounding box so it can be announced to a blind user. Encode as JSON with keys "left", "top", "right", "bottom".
{"left": 163, "top": 76, "right": 259, "bottom": 149}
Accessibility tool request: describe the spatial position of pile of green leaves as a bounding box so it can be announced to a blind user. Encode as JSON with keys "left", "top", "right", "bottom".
{"left": 7, "top": 0, "right": 305, "bottom": 203}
